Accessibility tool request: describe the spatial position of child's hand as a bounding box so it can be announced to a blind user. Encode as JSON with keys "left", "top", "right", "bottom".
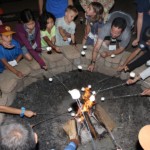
{"left": 16, "top": 71, "right": 24, "bottom": 78}
{"left": 24, "top": 110, "right": 36, "bottom": 118}
{"left": 126, "top": 79, "right": 136, "bottom": 85}
{"left": 54, "top": 46, "right": 61, "bottom": 53}
{"left": 63, "top": 36, "right": 68, "bottom": 41}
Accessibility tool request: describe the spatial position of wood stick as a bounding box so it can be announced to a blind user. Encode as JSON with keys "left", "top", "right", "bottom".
{"left": 94, "top": 104, "right": 116, "bottom": 131}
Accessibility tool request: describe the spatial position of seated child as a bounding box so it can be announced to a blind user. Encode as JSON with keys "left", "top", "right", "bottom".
{"left": 14, "top": 9, "right": 48, "bottom": 70}
{"left": 55, "top": 5, "right": 78, "bottom": 46}
{"left": 0, "top": 25, "right": 23, "bottom": 78}
{"left": 82, "top": 2, "right": 104, "bottom": 46}
{"left": 39, "top": 11, "right": 60, "bottom": 52}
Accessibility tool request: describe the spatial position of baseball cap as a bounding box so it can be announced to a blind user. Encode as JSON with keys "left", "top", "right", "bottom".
{"left": 0, "top": 25, "right": 15, "bottom": 36}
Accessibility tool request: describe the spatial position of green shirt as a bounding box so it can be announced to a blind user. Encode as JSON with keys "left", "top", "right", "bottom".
{"left": 40, "top": 26, "right": 56, "bottom": 48}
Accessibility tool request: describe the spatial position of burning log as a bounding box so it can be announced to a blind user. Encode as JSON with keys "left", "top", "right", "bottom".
{"left": 84, "top": 112, "right": 97, "bottom": 139}
{"left": 94, "top": 104, "right": 116, "bottom": 132}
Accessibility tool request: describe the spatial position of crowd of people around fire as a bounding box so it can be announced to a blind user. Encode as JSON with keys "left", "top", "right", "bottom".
{"left": 0, "top": 0, "right": 150, "bottom": 149}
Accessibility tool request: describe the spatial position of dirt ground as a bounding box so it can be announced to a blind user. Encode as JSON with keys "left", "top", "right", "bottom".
{"left": 6, "top": 70, "right": 149, "bottom": 150}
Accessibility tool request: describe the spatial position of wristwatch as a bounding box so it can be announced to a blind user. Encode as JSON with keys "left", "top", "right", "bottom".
{"left": 91, "top": 60, "right": 96, "bottom": 64}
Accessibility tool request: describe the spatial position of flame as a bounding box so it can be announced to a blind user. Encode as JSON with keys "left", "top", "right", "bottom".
{"left": 76, "top": 86, "right": 96, "bottom": 123}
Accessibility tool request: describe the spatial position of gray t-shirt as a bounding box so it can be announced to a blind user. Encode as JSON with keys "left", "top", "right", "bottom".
{"left": 98, "top": 22, "right": 131, "bottom": 48}
{"left": 55, "top": 17, "right": 76, "bottom": 46}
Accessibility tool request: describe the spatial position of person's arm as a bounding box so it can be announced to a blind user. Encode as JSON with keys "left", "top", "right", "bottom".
{"left": 141, "top": 89, "right": 150, "bottom": 96}
{"left": 0, "top": 106, "right": 36, "bottom": 118}
{"left": 101, "top": 47, "right": 125, "bottom": 58}
{"left": 58, "top": 27, "right": 68, "bottom": 41}
{"left": 68, "top": 0, "right": 73, "bottom": 6}
{"left": 71, "top": 34, "right": 75, "bottom": 44}
{"left": 0, "top": 58, "right": 23, "bottom": 78}
{"left": 117, "top": 48, "right": 142, "bottom": 71}
{"left": 16, "top": 54, "right": 23, "bottom": 63}
{"left": 43, "top": 36, "right": 60, "bottom": 52}
{"left": 82, "top": 23, "right": 91, "bottom": 45}
{"left": 17, "top": 26, "right": 46, "bottom": 68}
{"left": 132, "top": 13, "right": 143, "bottom": 46}
{"left": 88, "top": 38, "right": 103, "bottom": 72}
{"left": 38, "top": 0, "right": 44, "bottom": 15}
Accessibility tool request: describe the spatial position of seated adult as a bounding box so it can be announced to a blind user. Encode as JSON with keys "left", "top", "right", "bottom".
{"left": 88, "top": 11, "right": 132, "bottom": 72}
{"left": 118, "top": 26, "right": 150, "bottom": 72}
{"left": 0, "top": 119, "right": 78, "bottom": 150}
{"left": 0, "top": 119, "right": 38, "bottom": 150}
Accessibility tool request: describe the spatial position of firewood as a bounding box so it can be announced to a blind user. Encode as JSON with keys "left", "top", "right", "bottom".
{"left": 63, "top": 119, "right": 79, "bottom": 141}
{"left": 84, "top": 112, "right": 98, "bottom": 139}
{"left": 94, "top": 104, "right": 116, "bottom": 131}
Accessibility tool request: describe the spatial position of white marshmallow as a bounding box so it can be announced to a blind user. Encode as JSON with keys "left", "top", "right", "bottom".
{"left": 101, "top": 97, "right": 105, "bottom": 101}
{"left": 130, "top": 72, "right": 135, "bottom": 78}
{"left": 78, "top": 65, "right": 82, "bottom": 70}
{"left": 49, "top": 78, "right": 53, "bottom": 82}
{"left": 71, "top": 112, "right": 75, "bottom": 117}
{"left": 111, "top": 54, "right": 115, "bottom": 58}
{"left": 83, "top": 45, "right": 87, "bottom": 49}
{"left": 89, "top": 95, "right": 95, "bottom": 101}
{"left": 81, "top": 87, "right": 85, "bottom": 91}
{"left": 88, "top": 85, "right": 91, "bottom": 88}
{"left": 68, "top": 89, "right": 81, "bottom": 99}
{"left": 92, "top": 91, "right": 96, "bottom": 95}
{"left": 68, "top": 107, "right": 73, "bottom": 112}
{"left": 67, "top": 38, "right": 71, "bottom": 42}
{"left": 46, "top": 47, "right": 52, "bottom": 51}
{"left": 81, "top": 51, "right": 85, "bottom": 56}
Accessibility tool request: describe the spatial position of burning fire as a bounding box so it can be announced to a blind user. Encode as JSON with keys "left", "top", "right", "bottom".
{"left": 76, "top": 86, "right": 96, "bottom": 122}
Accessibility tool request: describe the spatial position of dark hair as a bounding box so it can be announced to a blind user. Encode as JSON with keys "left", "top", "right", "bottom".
{"left": 0, "top": 119, "right": 36, "bottom": 150}
{"left": 111, "top": 17, "right": 127, "bottom": 32}
{"left": 39, "top": 11, "right": 55, "bottom": 31}
{"left": 66, "top": 5, "right": 78, "bottom": 15}
{"left": 142, "top": 26, "right": 150, "bottom": 42}
{"left": 89, "top": 2, "right": 104, "bottom": 22}
{"left": 20, "top": 9, "right": 35, "bottom": 23}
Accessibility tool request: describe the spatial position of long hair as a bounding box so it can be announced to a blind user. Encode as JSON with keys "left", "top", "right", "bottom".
{"left": 89, "top": 2, "right": 104, "bottom": 22}
{"left": 20, "top": 9, "right": 35, "bottom": 23}
{"left": 39, "top": 11, "right": 55, "bottom": 31}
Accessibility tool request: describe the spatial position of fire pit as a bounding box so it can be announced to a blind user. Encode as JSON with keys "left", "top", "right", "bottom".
{"left": 8, "top": 70, "right": 150, "bottom": 150}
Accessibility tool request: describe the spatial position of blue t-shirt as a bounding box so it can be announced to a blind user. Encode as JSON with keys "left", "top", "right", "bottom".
{"left": 0, "top": 39, "right": 23, "bottom": 73}
{"left": 46, "top": 0, "right": 68, "bottom": 18}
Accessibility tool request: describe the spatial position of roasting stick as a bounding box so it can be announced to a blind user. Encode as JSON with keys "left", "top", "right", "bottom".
{"left": 32, "top": 111, "right": 68, "bottom": 128}
{"left": 96, "top": 82, "right": 127, "bottom": 94}
{"left": 76, "top": 98, "right": 96, "bottom": 150}
{"left": 104, "top": 93, "right": 141, "bottom": 101}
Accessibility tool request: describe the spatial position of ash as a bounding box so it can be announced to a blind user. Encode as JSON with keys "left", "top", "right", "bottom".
{"left": 8, "top": 70, "right": 150, "bottom": 150}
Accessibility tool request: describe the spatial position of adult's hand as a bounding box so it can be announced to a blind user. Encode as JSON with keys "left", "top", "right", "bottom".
{"left": 25, "top": 110, "right": 36, "bottom": 118}
{"left": 141, "top": 89, "right": 150, "bottom": 96}
{"left": 88, "top": 64, "right": 95, "bottom": 72}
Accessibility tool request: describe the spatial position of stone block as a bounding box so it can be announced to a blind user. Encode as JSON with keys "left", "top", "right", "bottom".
{"left": 120, "top": 72, "right": 129, "bottom": 80}
{"left": 104, "top": 60, "right": 112, "bottom": 68}
{"left": 42, "top": 51, "right": 63, "bottom": 62}
{"left": 65, "top": 64, "right": 73, "bottom": 72}
{"left": 15, "top": 60, "right": 31, "bottom": 76}
{"left": 133, "top": 64, "right": 147, "bottom": 75}
{"left": 29, "top": 69, "right": 45, "bottom": 79}
{"left": 73, "top": 58, "right": 81, "bottom": 66}
{"left": 0, "top": 70, "right": 18, "bottom": 94}
{"left": 56, "top": 58, "right": 70, "bottom": 67}
{"left": 62, "top": 45, "right": 80, "bottom": 59}
{"left": 0, "top": 93, "right": 8, "bottom": 105}
{"left": 24, "top": 59, "right": 41, "bottom": 70}
{"left": 51, "top": 66, "right": 66, "bottom": 75}
{"left": 23, "top": 77, "right": 38, "bottom": 88}
{"left": 0, "top": 113, "right": 5, "bottom": 125}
